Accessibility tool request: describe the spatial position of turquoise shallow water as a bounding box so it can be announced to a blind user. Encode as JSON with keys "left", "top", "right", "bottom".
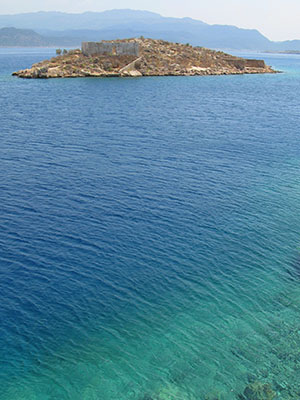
{"left": 1, "top": 50, "right": 300, "bottom": 399}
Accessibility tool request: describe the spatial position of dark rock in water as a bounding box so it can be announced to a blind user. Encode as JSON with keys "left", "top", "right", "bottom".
{"left": 259, "top": 369, "right": 269, "bottom": 379}
{"left": 169, "top": 371, "right": 186, "bottom": 384}
{"left": 140, "top": 394, "right": 154, "bottom": 400}
{"left": 204, "top": 390, "right": 225, "bottom": 400}
{"left": 239, "top": 382, "right": 276, "bottom": 400}
{"left": 204, "top": 393, "right": 221, "bottom": 400}
{"left": 247, "top": 373, "right": 257, "bottom": 383}
{"left": 286, "top": 253, "right": 300, "bottom": 281}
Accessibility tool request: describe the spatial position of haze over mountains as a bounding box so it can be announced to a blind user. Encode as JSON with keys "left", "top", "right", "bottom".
{"left": 0, "top": 9, "right": 300, "bottom": 51}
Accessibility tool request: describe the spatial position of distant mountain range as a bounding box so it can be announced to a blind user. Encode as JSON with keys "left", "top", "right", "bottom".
{"left": 0, "top": 27, "right": 78, "bottom": 47}
{"left": 0, "top": 9, "right": 300, "bottom": 51}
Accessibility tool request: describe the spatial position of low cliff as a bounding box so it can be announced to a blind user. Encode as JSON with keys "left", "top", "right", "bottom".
{"left": 12, "top": 38, "right": 276, "bottom": 79}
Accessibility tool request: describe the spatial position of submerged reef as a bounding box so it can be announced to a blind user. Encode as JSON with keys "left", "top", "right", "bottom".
{"left": 12, "top": 37, "right": 277, "bottom": 78}
{"left": 239, "top": 382, "right": 276, "bottom": 400}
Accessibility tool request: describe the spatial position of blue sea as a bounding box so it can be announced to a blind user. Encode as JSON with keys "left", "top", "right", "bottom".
{"left": 1, "top": 48, "right": 300, "bottom": 399}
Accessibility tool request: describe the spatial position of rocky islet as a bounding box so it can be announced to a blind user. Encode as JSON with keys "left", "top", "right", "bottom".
{"left": 12, "top": 37, "right": 276, "bottom": 79}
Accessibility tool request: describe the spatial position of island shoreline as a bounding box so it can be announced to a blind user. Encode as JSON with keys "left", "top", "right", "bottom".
{"left": 12, "top": 37, "right": 278, "bottom": 79}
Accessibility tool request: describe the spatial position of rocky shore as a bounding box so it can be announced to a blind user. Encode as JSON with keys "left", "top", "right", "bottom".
{"left": 12, "top": 38, "right": 276, "bottom": 79}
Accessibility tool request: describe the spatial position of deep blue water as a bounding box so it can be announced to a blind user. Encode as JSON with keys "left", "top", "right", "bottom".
{"left": 1, "top": 49, "right": 300, "bottom": 399}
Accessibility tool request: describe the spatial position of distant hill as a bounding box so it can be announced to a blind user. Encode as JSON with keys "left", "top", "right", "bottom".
{"left": 0, "top": 10, "right": 300, "bottom": 51}
{"left": 0, "top": 27, "right": 47, "bottom": 46}
{"left": 0, "top": 27, "right": 79, "bottom": 47}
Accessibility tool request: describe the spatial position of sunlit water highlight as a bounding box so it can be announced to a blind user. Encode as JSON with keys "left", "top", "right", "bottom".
{"left": 1, "top": 50, "right": 300, "bottom": 399}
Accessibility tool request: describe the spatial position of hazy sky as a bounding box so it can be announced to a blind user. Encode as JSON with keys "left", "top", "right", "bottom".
{"left": 0, "top": 0, "right": 299, "bottom": 41}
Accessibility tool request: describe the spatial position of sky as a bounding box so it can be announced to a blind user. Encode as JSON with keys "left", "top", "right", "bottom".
{"left": 0, "top": 0, "right": 299, "bottom": 41}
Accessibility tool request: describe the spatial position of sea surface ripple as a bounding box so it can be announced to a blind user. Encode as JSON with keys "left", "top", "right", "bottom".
{"left": 1, "top": 50, "right": 300, "bottom": 399}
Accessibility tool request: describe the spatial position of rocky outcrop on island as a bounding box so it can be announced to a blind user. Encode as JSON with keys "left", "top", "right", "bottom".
{"left": 12, "top": 37, "right": 276, "bottom": 79}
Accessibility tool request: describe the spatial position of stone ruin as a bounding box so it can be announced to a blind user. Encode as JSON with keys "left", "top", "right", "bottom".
{"left": 226, "top": 58, "right": 266, "bottom": 69}
{"left": 82, "top": 41, "right": 140, "bottom": 57}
